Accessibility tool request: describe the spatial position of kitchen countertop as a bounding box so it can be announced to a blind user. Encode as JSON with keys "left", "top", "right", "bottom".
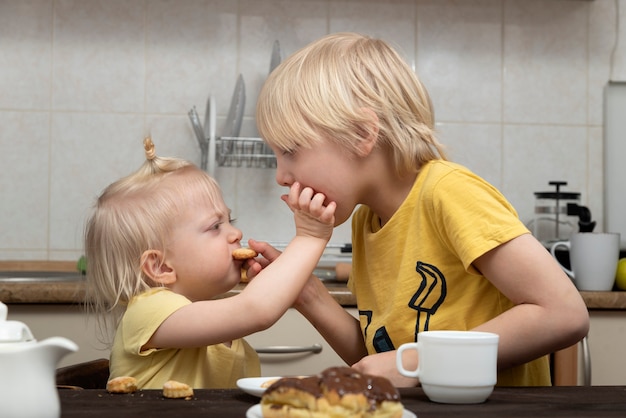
{"left": 579, "top": 290, "right": 626, "bottom": 309}
{"left": 0, "top": 281, "right": 358, "bottom": 306}
{"left": 1, "top": 260, "right": 625, "bottom": 309}
{"left": 2, "top": 279, "right": 626, "bottom": 309}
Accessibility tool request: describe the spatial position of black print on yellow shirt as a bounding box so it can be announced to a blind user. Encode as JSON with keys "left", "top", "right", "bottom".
{"left": 372, "top": 326, "right": 395, "bottom": 352}
{"left": 408, "top": 261, "right": 447, "bottom": 338}
{"left": 360, "top": 309, "right": 373, "bottom": 339}
{"left": 358, "top": 309, "right": 396, "bottom": 353}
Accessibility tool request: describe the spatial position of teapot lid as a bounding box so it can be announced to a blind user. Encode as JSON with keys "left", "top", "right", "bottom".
{"left": 0, "top": 301, "right": 35, "bottom": 343}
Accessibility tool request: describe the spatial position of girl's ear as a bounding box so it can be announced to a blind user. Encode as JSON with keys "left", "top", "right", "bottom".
{"left": 356, "top": 108, "right": 380, "bottom": 157}
{"left": 140, "top": 250, "right": 176, "bottom": 285}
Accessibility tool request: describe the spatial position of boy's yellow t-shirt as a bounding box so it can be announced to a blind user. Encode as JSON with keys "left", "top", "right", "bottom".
{"left": 350, "top": 160, "right": 551, "bottom": 386}
{"left": 109, "top": 288, "right": 260, "bottom": 389}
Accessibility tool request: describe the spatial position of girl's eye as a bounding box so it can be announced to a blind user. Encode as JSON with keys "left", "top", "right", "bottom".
{"left": 208, "top": 216, "right": 235, "bottom": 231}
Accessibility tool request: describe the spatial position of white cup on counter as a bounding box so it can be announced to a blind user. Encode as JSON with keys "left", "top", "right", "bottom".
{"left": 550, "top": 232, "right": 620, "bottom": 291}
{"left": 396, "top": 330, "right": 499, "bottom": 404}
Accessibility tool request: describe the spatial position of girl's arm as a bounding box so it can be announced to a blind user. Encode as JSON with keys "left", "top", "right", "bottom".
{"left": 244, "top": 239, "right": 369, "bottom": 366}
{"left": 146, "top": 183, "right": 336, "bottom": 348}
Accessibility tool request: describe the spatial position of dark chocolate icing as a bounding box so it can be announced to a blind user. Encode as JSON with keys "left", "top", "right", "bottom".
{"left": 265, "top": 375, "right": 323, "bottom": 398}
{"left": 321, "top": 367, "right": 400, "bottom": 409}
{"left": 264, "top": 366, "right": 400, "bottom": 410}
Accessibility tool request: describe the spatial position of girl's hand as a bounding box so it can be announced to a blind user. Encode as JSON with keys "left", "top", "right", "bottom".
{"left": 282, "top": 182, "right": 336, "bottom": 241}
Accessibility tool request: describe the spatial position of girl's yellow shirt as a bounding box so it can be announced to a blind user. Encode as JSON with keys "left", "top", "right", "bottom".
{"left": 110, "top": 288, "right": 260, "bottom": 389}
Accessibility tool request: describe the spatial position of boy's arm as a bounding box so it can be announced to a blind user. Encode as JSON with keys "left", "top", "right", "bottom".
{"left": 293, "top": 275, "right": 368, "bottom": 366}
{"left": 471, "top": 233, "right": 589, "bottom": 369}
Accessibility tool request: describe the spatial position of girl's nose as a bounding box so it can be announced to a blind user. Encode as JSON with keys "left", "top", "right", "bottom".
{"left": 229, "top": 225, "right": 243, "bottom": 242}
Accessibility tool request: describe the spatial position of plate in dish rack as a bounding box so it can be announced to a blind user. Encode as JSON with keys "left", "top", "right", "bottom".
{"left": 246, "top": 404, "right": 417, "bottom": 418}
{"left": 237, "top": 377, "right": 283, "bottom": 397}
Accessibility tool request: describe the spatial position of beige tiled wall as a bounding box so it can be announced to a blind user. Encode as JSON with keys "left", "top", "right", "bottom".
{"left": 0, "top": 0, "right": 619, "bottom": 261}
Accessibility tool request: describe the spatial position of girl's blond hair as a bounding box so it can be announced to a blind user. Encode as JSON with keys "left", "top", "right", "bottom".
{"left": 84, "top": 138, "right": 224, "bottom": 337}
{"left": 256, "top": 32, "right": 446, "bottom": 176}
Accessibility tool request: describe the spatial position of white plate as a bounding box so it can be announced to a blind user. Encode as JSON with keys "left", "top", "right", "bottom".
{"left": 246, "top": 404, "right": 417, "bottom": 418}
{"left": 237, "top": 376, "right": 282, "bottom": 397}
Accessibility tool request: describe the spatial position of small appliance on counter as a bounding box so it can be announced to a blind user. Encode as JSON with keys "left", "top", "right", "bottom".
{"left": 533, "top": 181, "right": 598, "bottom": 270}
{"left": 532, "top": 181, "right": 595, "bottom": 247}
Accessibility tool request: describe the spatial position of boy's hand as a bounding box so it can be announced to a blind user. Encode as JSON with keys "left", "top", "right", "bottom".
{"left": 282, "top": 182, "right": 336, "bottom": 241}
{"left": 352, "top": 351, "right": 420, "bottom": 388}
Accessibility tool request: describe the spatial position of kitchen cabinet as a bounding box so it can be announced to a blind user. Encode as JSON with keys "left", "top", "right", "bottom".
{"left": 584, "top": 310, "right": 626, "bottom": 385}
{"left": 6, "top": 303, "right": 359, "bottom": 375}
{"left": 245, "top": 308, "right": 358, "bottom": 377}
{"left": 554, "top": 309, "right": 626, "bottom": 386}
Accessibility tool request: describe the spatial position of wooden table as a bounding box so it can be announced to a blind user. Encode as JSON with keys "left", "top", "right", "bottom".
{"left": 59, "top": 386, "right": 626, "bottom": 417}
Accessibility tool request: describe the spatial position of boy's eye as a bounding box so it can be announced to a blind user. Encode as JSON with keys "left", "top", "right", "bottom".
{"left": 281, "top": 144, "right": 299, "bottom": 156}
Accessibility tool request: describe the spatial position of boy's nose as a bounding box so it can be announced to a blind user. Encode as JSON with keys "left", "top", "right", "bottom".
{"left": 275, "top": 164, "right": 293, "bottom": 187}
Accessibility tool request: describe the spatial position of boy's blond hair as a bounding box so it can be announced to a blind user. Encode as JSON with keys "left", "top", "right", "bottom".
{"left": 256, "top": 32, "right": 446, "bottom": 176}
{"left": 84, "top": 139, "right": 224, "bottom": 330}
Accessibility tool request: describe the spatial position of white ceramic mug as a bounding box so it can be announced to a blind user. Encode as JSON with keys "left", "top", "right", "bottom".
{"left": 550, "top": 232, "right": 620, "bottom": 291}
{"left": 396, "top": 330, "right": 499, "bottom": 404}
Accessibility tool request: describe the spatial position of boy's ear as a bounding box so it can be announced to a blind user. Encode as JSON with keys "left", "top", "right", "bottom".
{"left": 356, "top": 108, "right": 380, "bottom": 157}
{"left": 140, "top": 250, "right": 176, "bottom": 285}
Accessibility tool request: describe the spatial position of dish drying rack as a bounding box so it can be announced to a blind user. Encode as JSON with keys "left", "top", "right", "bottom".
{"left": 216, "top": 136, "right": 277, "bottom": 169}
{"left": 189, "top": 43, "right": 282, "bottom": 175}
{"left": 188, "top": 99, "right": 276, "bottom": 176}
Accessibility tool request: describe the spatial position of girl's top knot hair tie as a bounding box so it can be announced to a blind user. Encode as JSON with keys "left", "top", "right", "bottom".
{"left": 144, "top": 137, "right": 156, "bottom": 160}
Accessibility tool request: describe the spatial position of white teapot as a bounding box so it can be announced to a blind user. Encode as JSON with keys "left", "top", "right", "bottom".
{"left": 0, "top": 301, "right": 78, "bottom": 418}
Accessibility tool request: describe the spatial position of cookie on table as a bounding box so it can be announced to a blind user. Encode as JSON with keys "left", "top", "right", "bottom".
{"left": 163, "top": 380, "right": 194, "bottom": 399}
{"left": 106, "top": 376, "right": 138, "bottom": 394}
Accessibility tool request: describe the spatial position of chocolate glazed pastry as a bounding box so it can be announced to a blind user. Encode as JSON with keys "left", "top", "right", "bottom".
{"left": 261, "top": 366, "right": 404, "bottom": 418}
